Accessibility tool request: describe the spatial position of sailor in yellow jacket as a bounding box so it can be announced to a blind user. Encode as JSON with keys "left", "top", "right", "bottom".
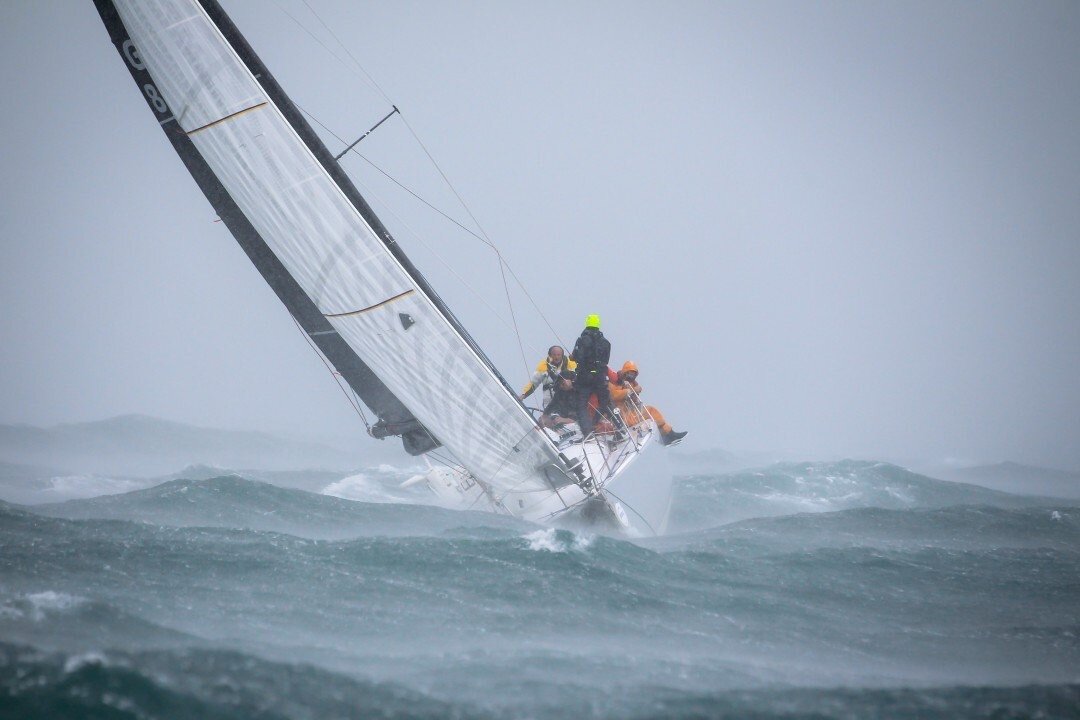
{"left": 520, "top": 345, "right": 577, "bottom": 406}
{"left": 609, "top": 361, "right": 688, "bottom": 446}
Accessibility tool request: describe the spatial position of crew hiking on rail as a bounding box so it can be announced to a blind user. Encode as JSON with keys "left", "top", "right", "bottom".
{"left": 610, "top": 361, "right": 688, "bottom": 446}
{"left": 520, "top": 345, "right": 576, "bottom": 406}
{"left": 520, "top": 314, "right": 689, "bottom": 447}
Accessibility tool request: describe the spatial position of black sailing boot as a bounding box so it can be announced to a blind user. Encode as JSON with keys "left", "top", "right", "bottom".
{"left": 660, "top": 430, "right": 688, "bottom": 447}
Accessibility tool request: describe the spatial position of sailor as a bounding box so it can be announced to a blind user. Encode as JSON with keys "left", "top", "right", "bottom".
{"left": 569, "top": 314, "right": 614, "bottom": 437}
{"left": 539, "top": 369, "right": 578, "bottom": 431}
{"left": 610, "top": 361, "right": 688, "bottom": 446}
{"left": 520, "top": 345, "right": 576, "bottom": 406}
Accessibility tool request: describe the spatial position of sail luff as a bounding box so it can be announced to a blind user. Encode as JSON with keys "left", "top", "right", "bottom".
{"left": 90, "top": 0, "right": 432, "bottom": 454}
{"left": 95, "top": 0, "right": 573, "bottom": 500}
{"left": 194, "top": 0, "right": 528, "bottom": 407}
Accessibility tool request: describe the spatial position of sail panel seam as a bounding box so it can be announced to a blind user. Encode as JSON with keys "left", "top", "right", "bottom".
{"left": 323, "top": 289, "right": 414, "bottom": 318}
{"left": 191, "top": 0, "right": 560, "bottom": 460}
{"left": 186, "top": 101, "right": 268, "bottom": 135}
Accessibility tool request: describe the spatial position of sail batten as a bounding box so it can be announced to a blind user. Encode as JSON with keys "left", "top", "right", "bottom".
{"left": 95, "top": 0, "right": 570, "bottom": 498}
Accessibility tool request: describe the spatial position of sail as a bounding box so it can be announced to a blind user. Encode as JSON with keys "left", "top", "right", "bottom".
{"left": 93, "top": 0, "right": 571, "bottom": 502}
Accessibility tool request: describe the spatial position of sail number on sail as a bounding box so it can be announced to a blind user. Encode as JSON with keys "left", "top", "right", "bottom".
{"left": 122, "top": 39, "right": 173, "bottom": 121}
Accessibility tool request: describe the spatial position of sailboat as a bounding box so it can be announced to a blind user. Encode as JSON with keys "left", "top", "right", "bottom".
{"left": 91, "top": 0, "right": 657, "bottom": 529}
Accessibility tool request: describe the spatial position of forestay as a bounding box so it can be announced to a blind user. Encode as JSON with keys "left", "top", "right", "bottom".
{"left": 100, "top": 0, "right": 570, "bottom": 502}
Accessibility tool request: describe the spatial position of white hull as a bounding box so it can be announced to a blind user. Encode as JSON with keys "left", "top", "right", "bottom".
{"left": 410, "top": 419, "right": 656, "bottom": 530}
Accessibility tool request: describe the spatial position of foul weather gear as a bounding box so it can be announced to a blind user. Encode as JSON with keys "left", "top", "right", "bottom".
{"left": 541, "top": 370, "right": 578, "bottom": 426}
{"left": 571, "top": 327, "right": 611, "bottom": 376}
{"left": 521, "top": 357, "right": 577, "bottom": 405}
{"left": 571, "top": 325, "right": 613, "bottom": 437}
{"left": 609, "top": 364, "right": 687, "bottom": 447}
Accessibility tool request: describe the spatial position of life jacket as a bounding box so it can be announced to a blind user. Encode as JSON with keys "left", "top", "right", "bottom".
{"left": 541, "top": 359, "right": 568, "bottom": 392}
{"left": 572, "top": 328, "right": 611, "bottom": 376}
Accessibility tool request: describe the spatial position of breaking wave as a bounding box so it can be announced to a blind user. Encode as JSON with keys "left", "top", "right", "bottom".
{"left": 3, "top": 460, "right": 1080, "bottom": 717}
{"left": 667, "top": 459, "right": 1075, "bottom": 532}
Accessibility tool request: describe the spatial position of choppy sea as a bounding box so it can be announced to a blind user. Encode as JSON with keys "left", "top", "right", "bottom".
{"left": 2, "top": 459, "right": 1078, "bottom": 718}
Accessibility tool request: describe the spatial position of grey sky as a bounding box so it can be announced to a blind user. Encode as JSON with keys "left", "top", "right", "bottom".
{"left": 1, "top": 1, "right": 1078, "bottom": 469}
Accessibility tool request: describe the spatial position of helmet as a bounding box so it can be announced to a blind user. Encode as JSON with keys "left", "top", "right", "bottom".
{"left": 620, "top": 360, "right": 638, "bottom": 374}
{"left": 585, "top": 314, "right": 601, "bottom": 329}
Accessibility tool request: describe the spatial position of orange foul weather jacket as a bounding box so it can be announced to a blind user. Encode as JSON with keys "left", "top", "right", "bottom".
{"left": 609, "top": 380, "right": 672, "bottom": 435}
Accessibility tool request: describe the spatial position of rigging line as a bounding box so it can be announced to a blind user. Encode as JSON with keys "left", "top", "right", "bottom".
{"left": 349, "top": 178, "right": 517, "bottom": 334}
{"left": 394, "top": 109, "right": 542, "bottom": 371}
{"left": 379, "top": 113, "right": 568, "bottom": 351}
{"left": 342, "top": 144, "right": 566, "bottom": 351}
{"left": 604, "top": 489, "right": 659, "bottom": 537}
{"left": 288, "top": 314, "right": 373, "bottom": 433}
{"left": 354, "top": 176, "right": 536, "bottom": 349}
{"left": 268, "top": 0, "right": 383, "bottom": 99}
{"left": 426, "top": 450, "right": 462, "bottom": 470}
{"left": 500, "top": 257, "right": 531, "bottom": 377}
{"left": 278, "top": 1, "right": 568, "bottom": 353}
{"left": 344, "top": 125, "right": 566, "bottom": 353}
{"left": 485, "top": 426, "right": 573, "bottom": 503}
{"left": 297, "top": 0, "right": 395, "bottom": 106}
{"left": 295, "top": 104, "right": 527, "bottom": 343}
{"left": 299, "top": 106, "right": 566, "bottom": 353}
{"left": 270, "top": 6, "right": 563, "bottom": 358}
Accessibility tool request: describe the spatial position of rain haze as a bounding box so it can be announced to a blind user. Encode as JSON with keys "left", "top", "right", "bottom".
{"left": 3, "top": 3, "right": 1080, "bottom": 718}
{"left": 2, "top": 1, "right": 1078, "bottom": 470}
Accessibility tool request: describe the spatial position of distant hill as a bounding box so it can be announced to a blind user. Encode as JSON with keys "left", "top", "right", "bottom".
{"left": 0, "top": 415, "right": 380, "bottom": 477}
{"left": 937, "top": 462, "right": 1080, "bottom": 499}
{"left": 30, "top": 475, "right": 531, "bottom": 539}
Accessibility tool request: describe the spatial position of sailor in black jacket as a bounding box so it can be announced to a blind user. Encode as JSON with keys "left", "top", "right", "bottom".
{"left": 570, "top": 314, "right": 613, "bottom": 437}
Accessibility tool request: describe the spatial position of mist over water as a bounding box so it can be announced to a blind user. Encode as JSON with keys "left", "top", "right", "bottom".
{"left": 1, "top": 0, "right": 1077, "bottom": 715}
{"left": 2, "top": 424, "right": 1079, "bottom": 718}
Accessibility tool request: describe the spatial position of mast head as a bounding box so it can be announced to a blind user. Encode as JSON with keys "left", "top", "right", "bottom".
{"left": 585, "top": 314, "right": 601, "bottom": 329}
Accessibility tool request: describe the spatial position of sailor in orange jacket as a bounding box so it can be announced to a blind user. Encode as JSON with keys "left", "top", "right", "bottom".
{"left": 609, "top": 361, "right": 688, "bottom": 446}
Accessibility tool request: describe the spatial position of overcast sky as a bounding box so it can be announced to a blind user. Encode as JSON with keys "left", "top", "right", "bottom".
{"left": 1, "top": 1, "right": 1077, "bottom": 469}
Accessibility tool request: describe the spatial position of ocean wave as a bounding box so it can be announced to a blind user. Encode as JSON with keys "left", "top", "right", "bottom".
{"left": 0, "top": 591, "right": 87, "bottom": 623}
{"left": 0, "top": 641, "right": 476, "bottom": 720}
{"left": 42, "top": 474, "right": 151, "bottom": 502}
{"left": 651, "top": 505, "right": 1080, "bottom": 555}
{"left": 667, "top": 460, "right": 1077, "bottom": 532}
{"left": 31, "top": 475, "right": 531, "bottom": 540}
{"left": 523, "top": 528, "right": 596, "bottom": 553}
{"left": 321, "top": 470, "right": 421, "bottom": 505}
{"left": 3, "top": 640, "right": 1079, "bottom": 719}
{"left": 5, "top": 465, "right": 1080, "bottom": 713}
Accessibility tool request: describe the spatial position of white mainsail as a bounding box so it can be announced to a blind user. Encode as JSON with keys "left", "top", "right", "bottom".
{"left": 106, "top": 0, "right": 570, "bottom": 505}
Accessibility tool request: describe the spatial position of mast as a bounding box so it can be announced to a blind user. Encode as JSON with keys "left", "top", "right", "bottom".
{"left": 193, "top": 0, "right": 521, "bottom": 402}
{"left": 91, "top": 0, "right": 440, "bottom": 454}
{"left": 92, "top": 0, "right": 574, "bottom": 500}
